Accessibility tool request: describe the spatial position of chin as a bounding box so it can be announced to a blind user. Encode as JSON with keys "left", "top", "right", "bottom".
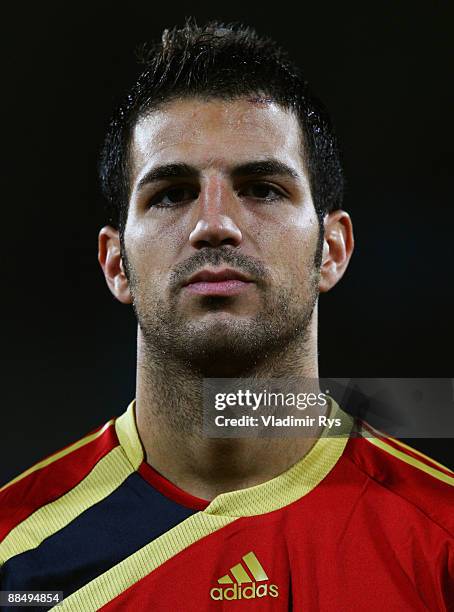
{"left": 175, "top": 317, "right": 287, "bottom": 374}
{"left": 186, "top": 317, "right": 258, "bottom": 352}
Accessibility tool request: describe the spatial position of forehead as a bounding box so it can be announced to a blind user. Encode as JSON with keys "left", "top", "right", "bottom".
{"left": 130, "top": 97, "right": 305, "bottom": 180}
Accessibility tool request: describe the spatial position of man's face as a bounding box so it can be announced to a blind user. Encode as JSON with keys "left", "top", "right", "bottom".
{"left": 123, "top": 97, "right": 322, "bottom": 371}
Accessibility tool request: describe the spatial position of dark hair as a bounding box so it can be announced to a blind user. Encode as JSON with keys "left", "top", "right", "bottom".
{"left": 99, "top": 20, "right": 344, "bottom": 240}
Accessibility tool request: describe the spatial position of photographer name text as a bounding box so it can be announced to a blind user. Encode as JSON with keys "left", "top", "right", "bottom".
{"left": 214, "top": 415, "right": 341, "bottom": 428}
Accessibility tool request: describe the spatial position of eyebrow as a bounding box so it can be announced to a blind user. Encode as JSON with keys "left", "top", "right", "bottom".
{"left": 136, "top": 163, "right": 198, "bottom": 191}
{"left": 136, "top": 158, "right": 299, "bottom": 191}
{"left": 231, "top": 159, "right": 299, "bottom": 180}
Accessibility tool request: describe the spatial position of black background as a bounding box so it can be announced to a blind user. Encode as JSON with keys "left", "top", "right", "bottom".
{"left": 2, "top": 2, "right": 453, "bottom": 484}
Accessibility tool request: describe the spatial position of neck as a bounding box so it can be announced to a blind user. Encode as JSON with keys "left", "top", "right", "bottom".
{"left": 135, "top": 314, "right": 325, "bottom": 501}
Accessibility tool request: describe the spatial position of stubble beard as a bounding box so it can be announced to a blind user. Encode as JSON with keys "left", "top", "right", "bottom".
{"left": 128, "top": 249, "right": 320, "bottom": 378}
{"left": 126, "top": 247, "right": 320, "bottom": 433}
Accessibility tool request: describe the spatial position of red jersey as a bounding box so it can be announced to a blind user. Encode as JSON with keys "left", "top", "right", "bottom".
{"left": 1, "top": 400, "right": 453, "bottom": 610}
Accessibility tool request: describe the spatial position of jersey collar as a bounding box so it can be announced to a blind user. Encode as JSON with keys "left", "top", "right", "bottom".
{"left": 115, "top": 398, "right": 353, "bottom": 517}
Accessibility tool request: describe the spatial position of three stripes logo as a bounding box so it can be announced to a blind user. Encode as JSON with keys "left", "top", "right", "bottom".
{"left": 210, "top": 551, "right": 279, "bottom": 601}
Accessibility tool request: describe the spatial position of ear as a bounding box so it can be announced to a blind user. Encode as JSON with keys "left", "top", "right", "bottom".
{"left": 98, "top": 226, "right": 133, "bottom": 304}
{"left": 319, "top": 210, "right": 354, "bottom": 293}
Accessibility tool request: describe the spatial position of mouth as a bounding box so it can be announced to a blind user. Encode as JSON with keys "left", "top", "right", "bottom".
{"left": 182, "top": 267, "right": 255, "bottom": 296}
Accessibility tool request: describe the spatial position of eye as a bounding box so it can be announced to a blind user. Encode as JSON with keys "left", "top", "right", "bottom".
{"left": 239, "top": 182, "right": 285, "bottom": 202}
{"left": 150, "top": 186, "right": 198, "bottom": 208}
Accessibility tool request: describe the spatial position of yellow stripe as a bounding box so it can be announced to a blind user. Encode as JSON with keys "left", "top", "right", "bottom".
{"left": 243, "top": 551, "right": 268, "bottom": 581}
{"left": 0, "top": 419, "right": 115, "bottom": 493}
{"left": 204, "top": 400, "right": 353, "bottom": 517}
{"left": 364, "top": 435, "right": 454, "bottom": 487}
{"left": 218, "top": 574, "right": 233, "bottom": 584}
{"left": 362, "top": 424, "right": 454, "bottom": 475}
{"left": 230, "top": 562, "right": 252, "bottom": 584}
{"left": 0, "top": 447, "right": 134, "bottom": 566}
{"left": 114, "top": 401, "right": 143, "bottom": 469}
{"left": 58, "top": 512, "right": 236, "bottom": 611}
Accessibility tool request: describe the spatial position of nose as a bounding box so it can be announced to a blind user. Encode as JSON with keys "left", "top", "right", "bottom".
{"left": 189, "top": 177, "right": 243, "bottom": 249}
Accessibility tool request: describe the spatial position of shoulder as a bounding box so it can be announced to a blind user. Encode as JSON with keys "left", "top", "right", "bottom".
{"left": 0, "top": 416, "right": 119, "bottom": 543}
{"left": 343, "top": 420, "right": 454, "bottom": 537}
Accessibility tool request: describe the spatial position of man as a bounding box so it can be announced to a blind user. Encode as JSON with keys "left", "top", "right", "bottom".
{"left": 1, "top": 21, "right": 452, "bottom": 611}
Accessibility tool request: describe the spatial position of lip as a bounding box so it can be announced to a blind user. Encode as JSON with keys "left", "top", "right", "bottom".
{"left": 183, "top": 267, "right": 254, "bottom": 296}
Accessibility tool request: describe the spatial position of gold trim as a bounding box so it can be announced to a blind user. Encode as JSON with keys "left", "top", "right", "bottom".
{"left": 0, "top": 447, "right": 134, "bottom": 566}
{"left": 114, "top": 400, "right": 143, "bottom": 470}
{"left": 230, "top": 562, "right": 251, "bottom": 584}
{"left": 218, "top": 574, "right": 233, "bottom": 584}
{"left": 243, "top": 551, "right": 268, "bottom": 581}
{"left": 0, "top": 420, "right": 115, "bottom": 493}
{"left": 58, "top": 512, "right": 235, "bottom": 611}
{"left": 363, "top": 432, "right": 454, "bottom": 487}
{"left": 204, "top": 400, "right": 353, "bottom": 517}
{"left": 361, "top": 423, "right": 454, "bottom": 474}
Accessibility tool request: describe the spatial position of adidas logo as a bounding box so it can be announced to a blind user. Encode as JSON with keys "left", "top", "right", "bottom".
{"left": 210, "top": 551, "right": 279, "bottom": 601}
